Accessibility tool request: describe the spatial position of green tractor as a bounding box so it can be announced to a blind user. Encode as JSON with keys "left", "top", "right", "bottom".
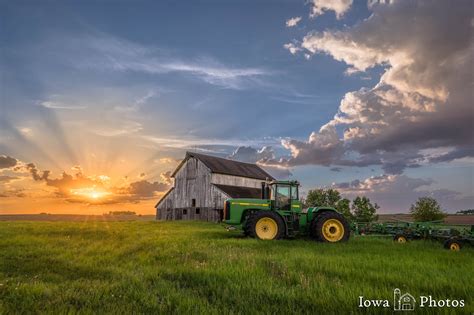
{"left": 223, "top": 180, "right": 350, "bottom": 242}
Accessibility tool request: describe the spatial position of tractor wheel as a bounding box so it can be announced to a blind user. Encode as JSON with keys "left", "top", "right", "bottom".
{"left": 394, "top": 234, "right": 408, "bottom": 243}
{"left": 444, "top": 239, "right": 462, "bottom": 251}
{"left": 247, "top": 211, "right": 284, "bottom": 240}
{"left": 242, "top": 213, "right": 252, "bottom": 236}
{"left": 311, "top": 211, "right": 350, "bottom": 243}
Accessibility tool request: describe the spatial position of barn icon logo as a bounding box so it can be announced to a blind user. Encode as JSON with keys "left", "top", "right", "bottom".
{"left": 394, "top": 288, "right": 416, "bottom": 311}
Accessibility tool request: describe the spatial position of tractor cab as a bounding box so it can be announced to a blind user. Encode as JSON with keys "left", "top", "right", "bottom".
{"left": 262, "top": 180, "right": 301, "bottom": 212}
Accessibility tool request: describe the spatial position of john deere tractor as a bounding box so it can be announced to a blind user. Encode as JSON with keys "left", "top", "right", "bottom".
{"left": 223, "top": 180, "right": 350, "bottom": 242}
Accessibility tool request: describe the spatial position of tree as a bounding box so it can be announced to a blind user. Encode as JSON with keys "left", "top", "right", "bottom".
{"left": 306, "top": 188, "right": 340, "bottom": 207}
{"left": 306, "top": 188, "right": 353, "bottom": 221}
{"left": 410, "top": 197, "right": 446, "bottom": 221}
{"left": 456, "top": 209, "right": 474, "bottom": 215}
{"left": 336, "top": 198, "right": 353, "bottom": 221}
{"left": 352, "top": 196, "right": 379, "bottom": 222}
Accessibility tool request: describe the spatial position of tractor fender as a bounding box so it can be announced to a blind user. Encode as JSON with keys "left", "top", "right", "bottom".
{"left": 307, "top": 207, "right": 338, "bottom": 222}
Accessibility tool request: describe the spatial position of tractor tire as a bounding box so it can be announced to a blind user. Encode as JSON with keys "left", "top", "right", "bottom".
{"left": 311, "top": 211, "right": 350, "bottom": 243}
{"left": 444, "top": 239, "right": 462, "bottom": 251}
{"left": 247, "top": 211, "right": 285, "bottom": 240}
{"left": 242, "top": 213, "right": 252, "bottom": 236}
{"left": 394, "top": 234, "right": 408, "bottom": 243}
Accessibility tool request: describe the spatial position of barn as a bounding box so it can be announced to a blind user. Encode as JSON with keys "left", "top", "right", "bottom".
{"left": 155, "top": 151, "right": 275, "bottom": 222}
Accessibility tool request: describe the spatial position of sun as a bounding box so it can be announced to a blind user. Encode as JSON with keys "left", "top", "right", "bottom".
{"left": 70, "top": 187, "right": 111, "bottom": 200}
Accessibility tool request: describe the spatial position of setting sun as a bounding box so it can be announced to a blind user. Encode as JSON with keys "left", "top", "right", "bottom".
{"left": 70, "top": 187, "right": 111, "bottom": 200}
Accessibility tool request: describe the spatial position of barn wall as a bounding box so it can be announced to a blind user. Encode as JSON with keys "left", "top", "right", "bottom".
{"left": 211, "top": 173, "right": 264, "bottom": 188}
{"left": 156, "top": 157, "right": 230, "bottom": 222}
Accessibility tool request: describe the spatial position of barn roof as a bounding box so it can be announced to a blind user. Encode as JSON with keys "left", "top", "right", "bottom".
{"left": 213, "top": 184, "right": 262, "bottom": 199}
{"left": 154, "top": 187, "right": 174, "bottom": 208}
{"left": 171, "top": 152, "right": 275, "bottom": 180}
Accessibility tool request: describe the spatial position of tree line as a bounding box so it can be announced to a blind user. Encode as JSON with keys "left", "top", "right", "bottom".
{"left": 304, "top": 189, "right": 447, "bottom": 222}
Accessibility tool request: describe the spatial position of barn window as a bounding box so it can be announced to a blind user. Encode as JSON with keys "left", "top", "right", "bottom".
{"left": 183, "top": 209, "right": 187, "bottom": 215}
{"left": 196, "top": 208, "right": 200, "bottom": 215}
{"left": 192, "top": 198, "right": 196, "bottom": 207}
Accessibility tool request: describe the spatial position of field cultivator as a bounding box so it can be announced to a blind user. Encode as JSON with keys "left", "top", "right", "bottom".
{"left": 351, "top": 220, "right": 474, "bottom": 251}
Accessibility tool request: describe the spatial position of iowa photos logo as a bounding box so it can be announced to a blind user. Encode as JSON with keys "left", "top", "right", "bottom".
{"left": 393, "top": 288, "right": 416, "bottom": 311}
{"left": 358, "top": 288, "right": 415, "bottom": 310}
{"left": 358, "top": 288, "right": 465, "bottom": 310}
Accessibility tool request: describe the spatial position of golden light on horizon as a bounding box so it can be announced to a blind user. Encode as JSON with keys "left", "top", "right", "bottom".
{"left": 70, "top": 187, "right": 112, "bottom": 200}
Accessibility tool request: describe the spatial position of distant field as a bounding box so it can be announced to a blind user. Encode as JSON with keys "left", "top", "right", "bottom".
{"left": 0, "top": 221, "right": 472, "bottom": 314}
{"left": 0, "top": 214, "right": 156, "bottom": 222}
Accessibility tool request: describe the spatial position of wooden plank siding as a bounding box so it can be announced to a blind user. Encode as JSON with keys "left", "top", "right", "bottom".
{"left": 156, "top": 157, "right": 230, "bottom": 222}
{"left": 210, "top": 173, "right": 263, "bottom": 188}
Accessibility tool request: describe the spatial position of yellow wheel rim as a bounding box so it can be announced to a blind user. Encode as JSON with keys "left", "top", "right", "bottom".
{"left": 255, "top": 217, "right": 278, "bottom": 240}
{"left": 449, "top": 243, "right": 460, "bottom": 251}
{"left": 322, "top": 219, "right": 345, "bottom": 242}
{"left": 397, "top": 236, "right": 407, "bottom": 243}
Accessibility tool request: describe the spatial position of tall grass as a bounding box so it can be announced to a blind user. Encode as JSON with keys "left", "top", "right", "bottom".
{"left": 0, "top": 221, "right": 472, "bottom": 314}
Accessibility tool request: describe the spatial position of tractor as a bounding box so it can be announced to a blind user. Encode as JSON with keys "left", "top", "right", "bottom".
{"left": 222, "top": 180, "right": 350, "bottom": 242}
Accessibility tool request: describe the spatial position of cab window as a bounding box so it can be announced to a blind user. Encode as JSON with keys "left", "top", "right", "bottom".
{"left": 276, "top": 185, "right": 290, "bottom": 210}
{"left": 291, "top": 186, "right": 298, "bottom": 200}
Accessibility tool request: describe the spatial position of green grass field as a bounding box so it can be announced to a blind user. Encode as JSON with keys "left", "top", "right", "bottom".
{"left": 0, "top": 220, "right": 473, "bottom": 314}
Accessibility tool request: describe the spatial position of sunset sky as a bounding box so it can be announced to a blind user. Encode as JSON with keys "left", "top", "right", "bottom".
{"left": 1, "top": 0, "right": 473, "bottom": 215}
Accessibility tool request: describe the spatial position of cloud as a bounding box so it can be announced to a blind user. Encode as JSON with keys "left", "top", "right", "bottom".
{"left": 160, "top": 171, "right": 173, "bottom": 185}
{"left": 0, "top": 175, "right": 19, "bottom": 183}
{"left": 38, "top": 101, "right": 87, "bottom": 110}
{"left": 26, "top": 163, "right": 51, "bottom": 181}
{"left": 118, "top": 179, "right": 169, "bottom": 198}
{"left": 92, "top": 121, "right": 143, "bottom": 137}
{"left": 73, "top": 33, "right": 271, "bottom": 90}
{"left": 227, "top": 146, "right": 275, "bottom": 163}
{"left": 0, "top": 155, "right": 18, "bottom": 169}
{"left": 114, "top": 91, "right": 156, "bottom": 112}
{"left": 310, "top": 0, "right": 353, "bottom": 19}
{"left": 331, "top": 174, "right": 473, "bottom": 213}
{"left": 429, "top": 147, "right": 474, "bottom": 163}
{"left": 286, "top": 16, "right": 302, "bottom": 27}
{"left": 278, "top": 1, "right": 473, "bottom": 173}
{"left": 28, "top": 159, "right": 169, "bottom": 202}
{"left": 284, "top": 43, "right": 302, "bottom": 55}
{"left": 227, "top": 146, "right": 292, "bottom": 179}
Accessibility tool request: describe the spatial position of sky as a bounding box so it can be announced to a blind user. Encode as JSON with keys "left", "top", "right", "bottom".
{"left": 0, "top": 0, "right": 473, "bottom": 215}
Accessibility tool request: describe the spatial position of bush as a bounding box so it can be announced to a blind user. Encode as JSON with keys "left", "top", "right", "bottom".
{"left": 352, "top": 196, "right": 379, "bottom": 223}
{"left": 410, "top": 197, "right": 446, "bottom": 221}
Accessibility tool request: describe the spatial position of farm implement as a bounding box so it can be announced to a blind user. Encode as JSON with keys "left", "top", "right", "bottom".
{"left": 352, "top": 220, "right": 474, "bottom": 251}
{"left": 223, "top": 180, "right": 350, "bottom": 242}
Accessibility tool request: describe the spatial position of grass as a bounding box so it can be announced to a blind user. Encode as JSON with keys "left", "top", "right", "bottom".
{"left": 0, "top": 220, "right": 473, "bottom": 314}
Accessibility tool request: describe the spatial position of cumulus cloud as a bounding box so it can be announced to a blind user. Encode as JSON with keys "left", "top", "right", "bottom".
{"left": 331, "top": 174, "right": 473, "bottom": 213}
{"left": 228, "top": 146, "right": 275, "bottom": 163}
{"left": 26, "top": 163, "right": 51, "bottom": 181}
{"left": 284, "top": 43, "right": 302, "bottom": 55}
{"left": 286, "top": 16, "right": 302, "bottom": 27}
{"left": 227, "top": 146, "right": 292, "bottom": 179}
{"left": 0, "top": 155, "right": 18, "bottom": 169}
{"left": 277, "top": 0, "right": 474, "bottom": 174}
{"left": 160, "top": 171, "right": 173, "bottom": 185}
{"left": 119, "top": 180, "right": 169, "bottom": 198}
{"left": 310, "top": 0, "right": 353, "bottom": 19}
{"left": 0, "top": 175, "right": 19, "bottom": 183}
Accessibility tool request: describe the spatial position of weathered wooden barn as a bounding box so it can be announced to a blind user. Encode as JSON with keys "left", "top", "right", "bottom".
{"left": 155, "top": 152, "right": 274, "bottom": 222}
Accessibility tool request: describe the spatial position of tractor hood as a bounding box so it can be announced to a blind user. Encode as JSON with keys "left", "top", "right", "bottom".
{"left": 226, "top": 198, "right": 271, "bottom": 207}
